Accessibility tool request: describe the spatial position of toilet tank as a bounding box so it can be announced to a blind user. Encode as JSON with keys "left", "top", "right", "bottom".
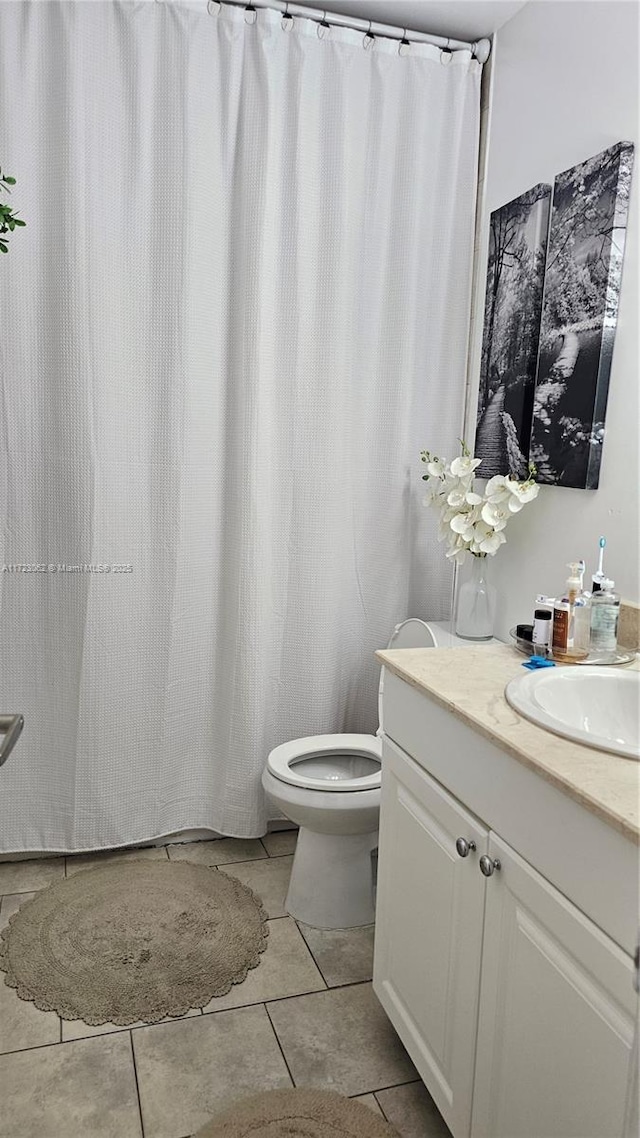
{"left": 377, "top": 619, "right": 495, "bottom": 733}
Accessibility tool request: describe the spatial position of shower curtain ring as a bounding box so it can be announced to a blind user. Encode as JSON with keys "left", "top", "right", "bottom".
{"left": 440, "top": 37, "right": 452, "bottom": 63}
{"left": 244, "top": 4, "right": 257, "bottom": 24}
{"left": 281, "top": 0, "right": 292, "bottom": 28}
{"left": 317, "top": 10, "right": 329, "bottom": 38}
{"left": 363, "top": 19, "right": 374, "bottom": 49}
{"left": 207, "top": 0, "right": 220, "bottom": 14}
{"left": 398, "top": 27, "right": 409, "bottom": 54}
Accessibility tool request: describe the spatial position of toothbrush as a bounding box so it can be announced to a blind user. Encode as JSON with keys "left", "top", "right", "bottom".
{"left": 592, "top": 536, "right": 606, "bottom": 592}
{"left": 596, "top": 536, "right": 606, "bottom": 576}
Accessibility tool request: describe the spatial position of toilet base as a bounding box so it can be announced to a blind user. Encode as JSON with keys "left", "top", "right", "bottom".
{"left": 285, "top": 827, "right": 378, "bottom": 929}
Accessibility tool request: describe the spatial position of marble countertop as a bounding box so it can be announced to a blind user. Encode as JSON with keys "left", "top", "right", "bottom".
{"left": 376, "top": 643, "right": 640, "bottom": 844}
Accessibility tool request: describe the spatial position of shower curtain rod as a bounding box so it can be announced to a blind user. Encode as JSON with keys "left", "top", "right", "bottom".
{"left": 216, "top": 0, "right": 492, "bottom": 62}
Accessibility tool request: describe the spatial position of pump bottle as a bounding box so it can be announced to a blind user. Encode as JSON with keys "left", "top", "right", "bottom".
{"left": 552, "top": 564, "right": 583, "bottom": 654}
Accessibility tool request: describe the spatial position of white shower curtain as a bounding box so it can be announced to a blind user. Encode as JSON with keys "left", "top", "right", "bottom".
{"left": 0, "top": 0, "right": 479, "bottom": 852}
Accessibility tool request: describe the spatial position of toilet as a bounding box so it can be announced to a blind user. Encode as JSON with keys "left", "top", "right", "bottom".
{"left": 262, "top": 618, "right": 452, "bottom": 930}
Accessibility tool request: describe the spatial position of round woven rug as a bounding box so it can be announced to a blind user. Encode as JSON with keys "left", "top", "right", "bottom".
{"left": 194, "top": 1089, "right": 398, "bottom": 1137}
{"left": 0, "top": 859, "right": 268, "bottom": 1025}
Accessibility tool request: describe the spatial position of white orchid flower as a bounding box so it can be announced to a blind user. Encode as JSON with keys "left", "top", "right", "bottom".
{"left": 480, "top": 501, "right": 509, "bottom": 531}
{"left": 426, "top": 459, "right": 445, "bottom": 478}
{"left": 420, "top": 443, "right": 538, "bottom": 566}
{"left": 450, "top": 456, "right": 482, "bottom": 479}
{"left": 479, "top": 530, "right": 506, "bottom": 555}
{"left": 506, "top": 477, "right": 539, "bottom": 504}
{"left": 484, "top": 474, "right": 507, "bottom": 496}
{"left": 484, "top": 481, "right": 511, "bottom": 505}
{"left": 450, "top": 514, "right": 472, "bottom": 534}
{"left": 445, "top": 535, "right": 469, "bottom": 563}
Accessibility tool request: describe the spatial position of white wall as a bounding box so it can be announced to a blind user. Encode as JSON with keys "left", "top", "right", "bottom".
{"left": 465, "top": 0, "right": 639, "bottom": 640}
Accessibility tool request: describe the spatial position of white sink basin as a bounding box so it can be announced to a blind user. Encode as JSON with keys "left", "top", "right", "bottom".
{"left": 505, "top": 667, "right": 640, "bottom": 759}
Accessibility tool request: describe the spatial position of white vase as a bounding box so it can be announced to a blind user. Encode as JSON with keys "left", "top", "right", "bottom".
{"left": 455, "top": 554, "right": 496, "bottom": 641}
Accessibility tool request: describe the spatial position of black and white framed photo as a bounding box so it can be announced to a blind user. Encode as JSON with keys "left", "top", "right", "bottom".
{"left": 529, "top": 141, "right": 635, "bottom": 489}
{"left": 476, "top": 183, "right": 551, "bottom": 479}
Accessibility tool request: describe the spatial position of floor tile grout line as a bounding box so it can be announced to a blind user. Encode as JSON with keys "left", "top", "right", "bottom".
{"left": 210, "top": 854, "right": 285, "bottom": 869}
{"left": 252, "top": 979, "right": 375, "bottom": 1022}
{"left": 0, "top": 1039, "right": 62, "bottom": 1057}
{"left": 319, "top": 975, "right": 374, "bottom": 992}
{"left": 290, "top": 923, "right": 331, "bottom": 990}
{"left": 0, "top": 1032, "right": 123, "bottom": 1057}
{"left": 167, "top": 854, "right": 274, "bottom": 870}
{"left": 200, "top": 980, "right": 327, "bottom": 1019}
{"left": 263, "top": 999, "right": 297, "bottom": 1089}
{"left": 129, "top": 1029, "right": 146, "bottom": 1138}
{"left": 1, "top": 1012, "right": 200, "bottom": 1056}
{"left": 372, "top": 1090, "right": 391, "bottom": 1123}
{"left": 0, "top": 884, "right": 63, "bottom": 900}
{"left": 370, "top": 1076, "right": 421, "bottom": 1095}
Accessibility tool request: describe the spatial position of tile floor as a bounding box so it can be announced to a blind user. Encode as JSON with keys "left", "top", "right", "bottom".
{"left": 0, "top": 833, "right": 452, "bottom": 1138}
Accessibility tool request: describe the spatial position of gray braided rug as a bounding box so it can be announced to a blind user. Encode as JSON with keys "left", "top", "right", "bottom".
{"left": 0, "top": 859, "right": 268, "bottom": 1025}
{"left": 194, "top": 1089, "right": 398, "bottom": 1137}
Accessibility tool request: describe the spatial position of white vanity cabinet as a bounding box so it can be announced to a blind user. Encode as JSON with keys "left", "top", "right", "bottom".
{"left": 373, "top": 673, "right": 638, "bottom": 1138}
{"left": 373, "top": 740, "right": 488, "bottom": 1137}
{"left": 471, "top": 832, "right": 634, "bottom": 1138}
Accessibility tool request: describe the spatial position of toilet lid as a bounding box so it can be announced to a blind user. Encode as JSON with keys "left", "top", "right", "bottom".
{"left": 267, "top": 734, "right": 382, "bottom": 792}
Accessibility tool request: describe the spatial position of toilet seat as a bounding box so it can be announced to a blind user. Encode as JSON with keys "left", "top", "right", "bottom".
{"left": 266, "top": 621, "right": 440, "bottom": 797}
{"left": 267, "top": 733, "right": 382, "bottom": 793}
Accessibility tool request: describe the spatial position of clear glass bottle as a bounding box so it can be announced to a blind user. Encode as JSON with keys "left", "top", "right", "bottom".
{"left": 589, "top": 578, "right": 620, "bottom": 656}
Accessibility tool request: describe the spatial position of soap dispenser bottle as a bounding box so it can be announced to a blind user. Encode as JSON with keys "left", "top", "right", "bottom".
{"left": 573, "top": 561, "right": 592, "bottom": 655}
{"left": 589, "top": 578, "right": 620, "bottom": 656}
{"left": 552, "top": 564, "right": 583, "bottom": 653}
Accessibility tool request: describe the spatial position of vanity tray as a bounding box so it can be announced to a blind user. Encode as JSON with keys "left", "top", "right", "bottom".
{"left": 508, "top": 628, "right": 635, "bottom": 666}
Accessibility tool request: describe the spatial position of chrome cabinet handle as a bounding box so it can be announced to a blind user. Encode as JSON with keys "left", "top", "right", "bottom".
{"left": 455, "top": 837, "right": 476, "bottom": 858}
{"left": 0, "top": 714, "right": 24, "bottom": 768}
{"left": 479, "top": 855, "right": 501, "bottom": 877}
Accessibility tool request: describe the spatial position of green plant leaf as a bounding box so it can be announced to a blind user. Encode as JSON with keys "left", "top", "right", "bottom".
{"left": 0, "top": 242, "right": 9, "bottom": 253}
{"left": 3, "top": 176, "right": 16, "bottom": 185}
{"left": 14, "top": 218, "right": 25, "bottom": 226}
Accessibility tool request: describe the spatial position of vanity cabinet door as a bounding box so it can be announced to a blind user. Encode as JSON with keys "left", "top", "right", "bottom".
{"left": 471, "top": 833, "right": 636, "bottom": 1138}
{"left": 373, "top": 738, "right": 488, "bottom": 1138}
